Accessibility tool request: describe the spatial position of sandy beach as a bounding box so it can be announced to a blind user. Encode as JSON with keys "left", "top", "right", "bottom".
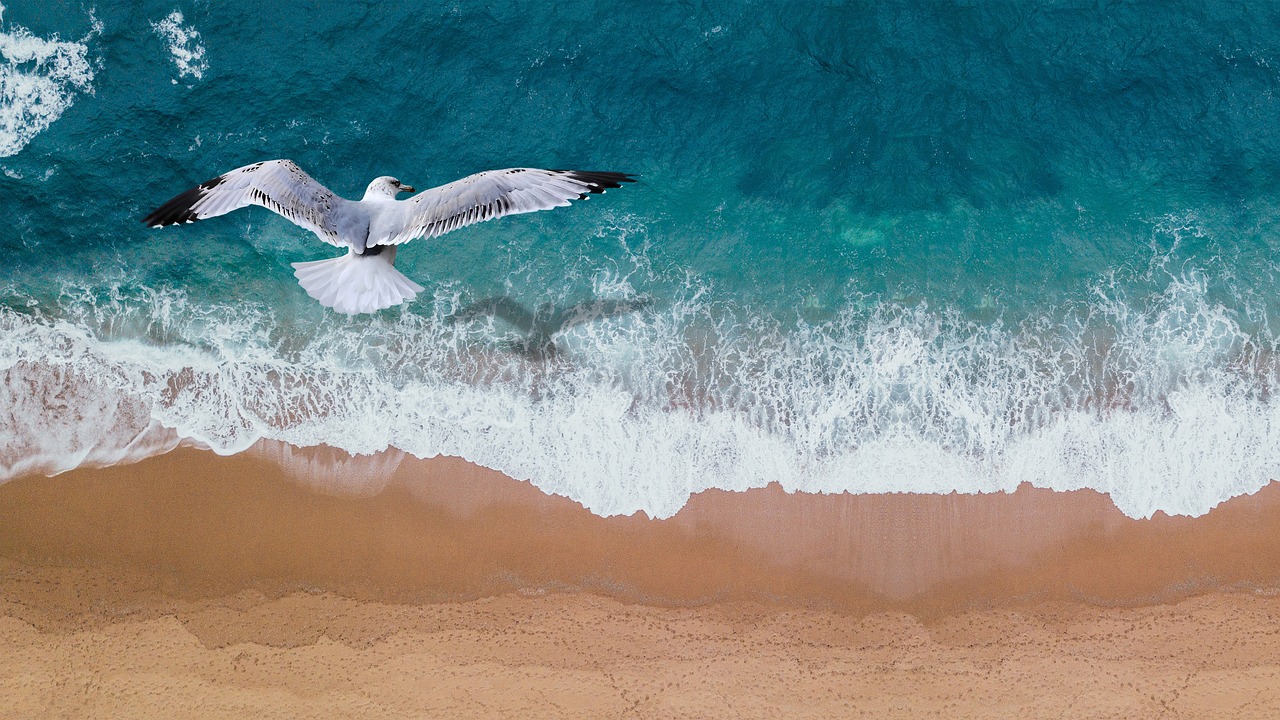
{"left": 8, "top": 0, "right": 1280, "bottom": 717}
{"left": 2, "top": 446, "right": 1279, "bottom": 718}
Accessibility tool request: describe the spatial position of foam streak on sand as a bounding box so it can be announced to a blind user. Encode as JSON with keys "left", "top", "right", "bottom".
{"left": 2, "top": 266, "right": 1279, "bottom": 520}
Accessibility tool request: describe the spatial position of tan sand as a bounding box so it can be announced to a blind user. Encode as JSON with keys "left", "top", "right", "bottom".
{"left": 2, "top": 446, "right": 1280, "bottom": 717}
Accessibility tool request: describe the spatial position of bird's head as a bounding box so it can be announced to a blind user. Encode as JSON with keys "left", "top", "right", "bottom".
{"left": 363, "top": 176, "right": 416, "bottom": 200}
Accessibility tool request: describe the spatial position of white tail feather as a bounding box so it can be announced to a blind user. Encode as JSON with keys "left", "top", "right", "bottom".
{"left": 291, "top": 247, "right": 424, "bottom": 315}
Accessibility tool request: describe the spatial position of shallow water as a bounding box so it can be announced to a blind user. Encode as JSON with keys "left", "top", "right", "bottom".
{"left": 3, "top": 0, "right": 1280, "bottom": 517}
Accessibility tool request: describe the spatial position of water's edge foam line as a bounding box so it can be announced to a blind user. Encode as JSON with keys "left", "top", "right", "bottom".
{"left": 3, "top": 270, "right": 1276, "bottom": 520}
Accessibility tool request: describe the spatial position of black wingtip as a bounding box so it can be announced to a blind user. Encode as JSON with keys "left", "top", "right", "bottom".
{"left": 141, "top": 174, "right": 226, "bottom": 227}
{"left": 556, "top": 170, "right": 639, "bottom": 195}
{"left": 142, "top": 186, "right": 203, "bottom": 227}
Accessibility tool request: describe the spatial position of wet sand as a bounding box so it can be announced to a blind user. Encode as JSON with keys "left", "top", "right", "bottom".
{"left": 2, "top": 445, "right": 1280, "bottom": 717}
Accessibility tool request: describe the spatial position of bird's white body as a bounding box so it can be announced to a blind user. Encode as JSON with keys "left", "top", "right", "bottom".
{"left": 291, "top": 246, "right": 423, "bottom": 316}
{"left": 143, "top": 161, "right": 634, "bottom": 314}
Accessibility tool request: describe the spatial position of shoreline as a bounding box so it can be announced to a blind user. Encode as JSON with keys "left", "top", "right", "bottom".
{"left": 4, "top": 445, "right": 1280, "bottom": 717}
{"left": 3, "top": 443, "right": 1280, "bottom": 615}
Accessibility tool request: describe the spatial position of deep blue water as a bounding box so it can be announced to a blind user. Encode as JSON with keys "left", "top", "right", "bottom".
{"left": 3, "top": 0, "right": 1280, "bottom": 517}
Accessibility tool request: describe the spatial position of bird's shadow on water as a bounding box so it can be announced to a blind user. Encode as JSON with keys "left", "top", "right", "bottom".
{"left": 446, "top": 295, "right": 652, "bottom": 363}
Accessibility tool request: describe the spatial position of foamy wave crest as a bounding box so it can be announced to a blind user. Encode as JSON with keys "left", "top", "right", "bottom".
{"left": 0, "top": 355, "right": 181, "bottom": 479}
{"left": 1, "top": 269, "right": 1277, "bottom": 519}
{"left": 151, "top": 10, "right": 206, "bottom": 81}
{"left": 0, "top": 4, "right": 99, "bottom": 157}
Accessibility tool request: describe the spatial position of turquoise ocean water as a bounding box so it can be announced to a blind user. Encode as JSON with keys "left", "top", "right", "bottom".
{"left": 3, "top": 0, "right": 1280, "bottom": 517}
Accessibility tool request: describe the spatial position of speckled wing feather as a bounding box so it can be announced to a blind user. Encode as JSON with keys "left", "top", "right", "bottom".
{"left": 142, "top": 159, "right": 349, "bottom": 247}
{"left": 380, "top": 168, "right": 635, "bottom": 246}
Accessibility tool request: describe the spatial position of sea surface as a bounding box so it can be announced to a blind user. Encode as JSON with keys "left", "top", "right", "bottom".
{"left": 3, "top": 0, "right": 1280, "bottom": 518}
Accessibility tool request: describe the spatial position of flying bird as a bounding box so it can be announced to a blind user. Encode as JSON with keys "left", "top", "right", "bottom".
{"left": 142, "top": 160, "right": 635, "bottom": 314}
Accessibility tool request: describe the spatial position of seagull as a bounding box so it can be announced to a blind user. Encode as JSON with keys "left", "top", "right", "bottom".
{"left": 142, "top": 160, "right": 636, "bottom": 314}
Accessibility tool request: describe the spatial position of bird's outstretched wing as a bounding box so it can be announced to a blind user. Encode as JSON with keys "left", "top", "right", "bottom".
{"left": 380, "top": 168, "right": 635, "bottom": 246}
{"left": 142, "top": 159, "right": 350, "bottom": 247}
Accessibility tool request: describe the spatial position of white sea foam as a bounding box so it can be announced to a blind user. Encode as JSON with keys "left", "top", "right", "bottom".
{"left": 248, "top": 440, "right": 405, "bottom": 496}
{"left": 151, "top": 11, "right": 207, "bottom": 81}
{"left": 1, "top": 268, "right": 1277, "bottom": 520}
{"left": 0, "top": 4, "right": 98, "bottom": 157}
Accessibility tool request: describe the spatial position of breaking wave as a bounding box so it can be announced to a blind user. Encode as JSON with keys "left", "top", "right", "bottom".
{"left": 2, "top": 259, "right": 1277, "bottom": 520}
